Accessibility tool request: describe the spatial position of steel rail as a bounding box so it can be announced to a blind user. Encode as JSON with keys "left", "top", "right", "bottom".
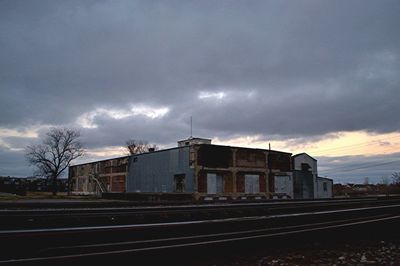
{"left": 39, "top": 214, "right": 389, "bottom": 253}
{"left": 0, "top": 197, "right": 382, "bottom": 214}
{"left": 1, "top": 214, "right": 399, "bottom": 264}
{"left": 1, "top": 203, "right": 400, "bottom": 236}
{"left": 1, "top": 197, "right": 396, "bottom": 231}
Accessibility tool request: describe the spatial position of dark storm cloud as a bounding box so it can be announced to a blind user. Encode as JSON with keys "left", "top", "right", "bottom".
{"left": 1, "top": 1, "right": 400, "bottom": 176}
{"left": 1, "top": 0, "right": 399, "bottom": 132}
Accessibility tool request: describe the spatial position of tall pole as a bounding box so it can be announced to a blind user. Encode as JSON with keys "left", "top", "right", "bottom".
{"left": 190, "top": 116, "right": 193, "bottom": 138}
{"left": 268, "top": 142, "right": 273, "bottom": 198}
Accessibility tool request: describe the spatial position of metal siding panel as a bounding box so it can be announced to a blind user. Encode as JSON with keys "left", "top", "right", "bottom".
{"left": 127, "top": 147, "right": 194, "bottom": 193}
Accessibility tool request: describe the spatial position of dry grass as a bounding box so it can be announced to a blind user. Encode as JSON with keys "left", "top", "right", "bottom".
{"left": 0, "top": 192, "right": 100, "bottom": 201}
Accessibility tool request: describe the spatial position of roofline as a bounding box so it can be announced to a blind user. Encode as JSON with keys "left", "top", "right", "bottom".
{"left": 69, "top": 155, "right": 130, "bottom": 167}
{"left": 194, "top": 143, "right": 292, "bottom": 155}
{"left": 177, "top": 137, "right": 212, "bottom": 142}
{"left": 292, "top": 152, "right": 317, "bottom": 161}
{"left": 131, "top": 146, "right": 188, "bottom": 157}
{"left": 317, "top": 176, "right": 333, "bottom": 181}
{"left": 70, "top": 143, "right": 293, "bottom": 167}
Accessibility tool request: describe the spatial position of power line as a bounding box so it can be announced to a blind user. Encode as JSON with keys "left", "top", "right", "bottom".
{"left": 311, "top": 134, "right": 400, "bottom": 154}
{"left": 320, "top": 159, "right": 400, "bottom": 174}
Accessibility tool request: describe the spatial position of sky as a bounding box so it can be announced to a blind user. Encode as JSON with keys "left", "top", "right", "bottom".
{"left": 0, "top": 0, "right": 399, "bottom": 184}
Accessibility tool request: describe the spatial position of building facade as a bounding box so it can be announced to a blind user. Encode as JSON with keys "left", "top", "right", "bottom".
{"left": 126, "top": 141, "right": 293, "bottom": 199}
{"left": 69, "top": 138, "right": 333, "bottom": 199}
{"left": 69, "top": 156, "right": 129, "bottom": 194}
{"left": 316, "top": 177, "right": 334, "bottom": 198}
{"left": 292, "top": 153, "right": 333, "bottom": 199}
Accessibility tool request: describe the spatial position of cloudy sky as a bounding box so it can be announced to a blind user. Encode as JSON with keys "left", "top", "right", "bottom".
{"left": 1, "top": 0, "right": 399, "bottom": 183}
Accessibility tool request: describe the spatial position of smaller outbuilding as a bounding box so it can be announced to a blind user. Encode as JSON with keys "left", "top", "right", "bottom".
{"left": 292, "top": 153, "right": 333, "bottom": 199}
{"left": 316, "top": 177, "right": 333, "bottom": 198}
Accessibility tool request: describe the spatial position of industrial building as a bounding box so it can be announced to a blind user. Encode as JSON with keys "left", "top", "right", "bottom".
{"left": 127, "top": 138, "right": 293, "bottom": 199}
{"left": 69, "top": 156, "right": 129, "bottom": 194}
{"left": 292, "top": 153, "right": 333, "bottom": 199}
{"left": 69, "top": 137, "right": 333, "bottom": 199}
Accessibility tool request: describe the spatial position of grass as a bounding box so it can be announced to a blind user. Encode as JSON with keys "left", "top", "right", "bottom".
{"left": 0, "top": 191, "right": 100, "bottom": 201}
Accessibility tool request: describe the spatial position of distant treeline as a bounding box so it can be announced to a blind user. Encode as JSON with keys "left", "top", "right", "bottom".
{"left": 0, "top": 177, "right": 68, "bottom": 196}
{"left": 334, "top": 183, "right": 400, "bottom": 197}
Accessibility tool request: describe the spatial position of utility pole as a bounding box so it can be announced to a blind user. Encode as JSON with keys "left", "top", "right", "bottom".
{"left": 268, "top": 142, "right": 273, "bottom": 198}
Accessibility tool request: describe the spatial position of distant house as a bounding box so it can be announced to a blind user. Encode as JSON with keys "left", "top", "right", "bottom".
{"left": 316, "top": 177, "right": 333, "bottom": 198}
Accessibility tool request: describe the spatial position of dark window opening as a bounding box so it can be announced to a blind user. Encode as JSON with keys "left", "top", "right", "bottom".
{"left": 301, "top": 163, "right": 311, "bottom": 172}
{"left": 197, "top": 145, "right": 232, "bottom": 168}
{"left": 174, "top": 174, "right": 185, "bottom": 192}
{"left": 323, "top": 182, "right": 327, "bottom": 192}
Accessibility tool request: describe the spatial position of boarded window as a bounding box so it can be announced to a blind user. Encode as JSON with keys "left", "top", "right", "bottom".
{"left": 207, "top": 173, "right": 223, "bottom": 194}
{"left": 274, "top": 175, "right": 293, "bottom": 197}
{"left": 245, "top": 174, "right": 260, "bottom": 194}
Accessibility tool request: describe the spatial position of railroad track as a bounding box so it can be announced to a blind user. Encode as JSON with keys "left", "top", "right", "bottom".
{"left": 1, "top": 199, "right": 400, "bottom": 264}
{"left": 0, "top": 197, "right": 398, "bottom": 230}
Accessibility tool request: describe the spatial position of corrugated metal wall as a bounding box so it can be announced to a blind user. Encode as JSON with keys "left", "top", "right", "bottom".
{"left": 293, "top": 171, "right": 314, "bottom": 199}
{"left": 126, "top": 147, "right": 194, "bottom": 193}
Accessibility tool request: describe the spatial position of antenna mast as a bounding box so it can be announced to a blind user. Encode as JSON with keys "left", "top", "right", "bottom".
{"left": 190, "top": 116, "right": 193, "bottom": 138}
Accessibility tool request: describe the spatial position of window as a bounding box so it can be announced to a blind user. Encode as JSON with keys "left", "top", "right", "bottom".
{"left": 301, "top": 163, "right": 311, "bottom": 172}
{"left": 207, "top": 173, "right": 223, "bottom": 194}
{"left": 323, "top": 182, "right": 327, "bottom": 192}
{"left": 174, "top": 174, "right": 185, "bottom": 192}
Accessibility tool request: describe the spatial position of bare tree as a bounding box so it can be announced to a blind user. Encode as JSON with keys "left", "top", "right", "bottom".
{"left": 126, "top": 139, "right": 158, "bottom": 155}
{"left": 26, "top": 128, "right": 84, "bottom": 195}
{"left": 392, "top": 172, "right": 400, "bottom": 185}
